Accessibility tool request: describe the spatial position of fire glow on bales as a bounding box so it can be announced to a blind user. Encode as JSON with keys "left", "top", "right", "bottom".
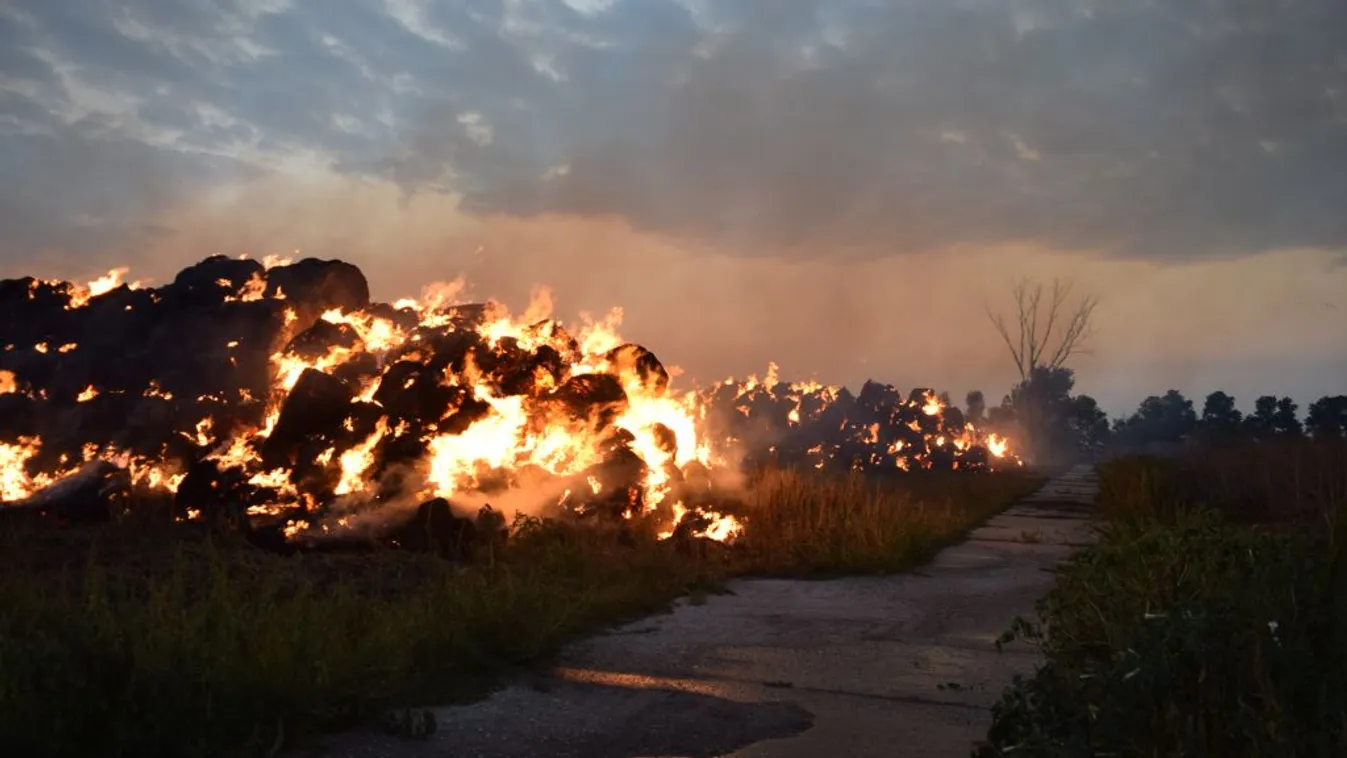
{"left": 0, "top": 256, "right": 1016, "bottom": 546}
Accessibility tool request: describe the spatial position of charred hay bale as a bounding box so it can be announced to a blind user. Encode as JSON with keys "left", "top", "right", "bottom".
{"left": 62, "top": 288, "right": 159, "bottom": 381}
{"left": 121, "top": 396, "right": 180, "bottom": 456}
{"left": 704, "top": 383, "right": 743, "bottom": 408}
{"left": 264, "top": 258, "right": 370, "bottom": 313}
{"left": 5, "top": 460, "right": 130, "bottom": 523}
{"left": 589, "top": 445, "right": 648, "bottom": 519}
{"left": 289, "top": 439, "right": 341, "bottom": 500}
{"left": 439, "top": 303, "right": 490, "bottom": 329}
{"left": 376, "top": 428, "right": 428, "bottom": 469}
{"left": 438, "top": 392, "right": 491, "bottom": 435}
{"left": 331, "top": 352, "right": 381, "bottom": 388}
{"left": 385, "top": 498, "right": 478, "bottom": 561}
{"left": 0, "top": 393, "right": 37, "bottom": 441}
{"left": 172, "top": 255, "right": 266, "bottom": 298}
{"left": 961, "top": 445, "right": 991, "bottom": 471}
{"left": 679, "top": 460, "right": 715, "bottom": 498}
{"left": 526, "top": 344, "right": 566, "bottom": 389}
{"left": 650, "top": 422, "right": 678, "bottom": 457}
{"left": 139, "top": 300, "right": 288, "bottom": 402}
{"left": 159, "top": 428, "right": 203, "bottom": 468}
{"left": 54, "top": 321, "right": 154, "bottom": 396}
{"left": 411, "top": 328, "right": 485, "bottom": 374}
{"left": 359, "top": 302, "right": 422, "bottom": 333}
{"left": 523, "top": 320, "right": 580, "bottom": 357}
{"left": 858, "top": 380, "right": 902, "bottom": 413}
{"left": 0, "top": 346, "right": 56, "bottom": 391}
{"left": 339, "top": 401, "right": 386, "bottom": 444}
{"left": 596, "top": 426, "right": 638, "bottom": 457}
{"left": 174, "top": 458, "right": 252, "bottom": 530}
{"left": 484, "top": 341, "right": 566, "bottom": 397}
{"left": 926, "top": 443, "right": 958, "bottom": 471}
{"left": 796, "top": 390, "right": 835, "bottom": 424}
{"left": 469, "top": 336, "right": 522, "bottom": 377}
{"left": 374, "top": 361, "right": 457, "bottom": 423}
{"left": 187, "top": 392, "right": 267, "bottom": 446}
{"left": 283, "top": 319, "right": 363, "bottom": 360}
{"left": 261, "top": 368, "right": 353, "bottom": 467}
{"left": 30, "top": 392, "right": 143, "bottom": 460}
{"left": 942, "top": 406, "right": 966, "bottom": 432}
{"left": 0, "top": 278, "right": 73, "bottom": 347}
{"left": 547, "top": 373, "right": 627, "bottom": 424}
{"left": 604, "top": 344, "right": 669, "bottom": 393}
{"left": 817, "top": 389, "right": 856, "bottom": 429}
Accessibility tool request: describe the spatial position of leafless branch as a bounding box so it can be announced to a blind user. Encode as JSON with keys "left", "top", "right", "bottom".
{"left": 985, "top": 277, "right": 1098, "bottom": 381}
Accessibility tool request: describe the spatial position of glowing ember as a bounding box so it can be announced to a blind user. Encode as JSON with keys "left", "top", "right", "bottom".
{"left": 65, "top": 267, "right": 143, "bottom": 309}
{"left": 987, "top": 434, "right": 1009, "bottom": 458}
{"left": 0, "top": 438, "right": 41, "bottom": 501}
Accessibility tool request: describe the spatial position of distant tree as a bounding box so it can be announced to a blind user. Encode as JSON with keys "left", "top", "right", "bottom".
{"left": 1306, "top": 395, "right": 1347, "bottom": 438}
{"left": 1008, "top": 365, "right": 1078, "bottom": 465}
{"left": 1196, "top": 391, "right": 1243, "bottom": 440}
{"left": 1273, "top": 397, "right": 1303, "bottom": 437}
{"left": 1068, "top": 394, "right": 1110, "bottom": 460}
{"left": 988, "top": 396, "right": 1016, "bottom": 430}
{"left": 1242, "top": 395, "right": 1279, "bottom": 440}
{"left": 965, "top": 390, "right": 987, "bottom": 425}
{"left": 987, "top": 279, "right": 1099, "bottom": 383}
{"left": 1113, "top": 390, "right": 1197, "bottom": 449}
{"left": 1110, "top": 416, "right": 1128, "bottom": 437}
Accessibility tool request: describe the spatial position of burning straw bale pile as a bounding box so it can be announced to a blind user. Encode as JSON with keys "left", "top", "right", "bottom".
{"left": 700, "top": 373, "right": 1010, "bottom": 474}
{"left": 0, "top": 255, "right": 1012, "bottom": 557}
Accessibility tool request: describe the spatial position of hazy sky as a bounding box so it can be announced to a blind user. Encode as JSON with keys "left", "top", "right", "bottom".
{"left": 1, "top": 0, "right": 1345, "bottom": 417}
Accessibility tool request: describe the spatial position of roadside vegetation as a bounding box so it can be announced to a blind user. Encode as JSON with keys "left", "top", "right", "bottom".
{"left": 978, "top": 437, "right": 1347, "bottom": 757}
{"left": 0, "top": 466, "right": 1040, "bottom": 758}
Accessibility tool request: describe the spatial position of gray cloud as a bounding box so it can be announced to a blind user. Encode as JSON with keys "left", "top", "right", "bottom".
{"left": 1, "top": 0, "right": 1346, "bottom": 268}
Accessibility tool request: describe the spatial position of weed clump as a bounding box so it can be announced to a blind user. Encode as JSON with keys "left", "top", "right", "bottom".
{"left": 979, "top": 445, "right": 1347, "bottom": 758}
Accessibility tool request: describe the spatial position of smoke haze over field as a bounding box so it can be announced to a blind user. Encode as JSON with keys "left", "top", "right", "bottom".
{"left": 2, "top": 0, "right": 1345, "bottom": 416}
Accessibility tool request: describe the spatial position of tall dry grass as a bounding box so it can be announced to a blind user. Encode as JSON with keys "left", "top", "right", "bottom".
{"left": 736, "top": 468, "right": 1042, "bottom": 575}
{"left": 1098, "top": 437, "right": 1347, "bottom": 529}
{"left": 0, "top": 467, "right": 1040, "bottom": 757}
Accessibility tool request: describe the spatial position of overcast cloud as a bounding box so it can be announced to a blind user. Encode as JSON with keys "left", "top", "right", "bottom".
{"left": 1, "top": 0, "right": 1346, "bottom": 414}
{"left": 4, "top": 0, "right": 1346, "bottom": 264}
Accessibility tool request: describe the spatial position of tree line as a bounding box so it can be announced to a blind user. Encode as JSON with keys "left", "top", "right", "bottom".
{"left": 977, "top": 278, "right": 1346, "bottom": 465}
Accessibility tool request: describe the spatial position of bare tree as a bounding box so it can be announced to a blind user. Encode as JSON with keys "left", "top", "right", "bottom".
{"left": 986, "top": 279, "right": 1099, "bottom": 382}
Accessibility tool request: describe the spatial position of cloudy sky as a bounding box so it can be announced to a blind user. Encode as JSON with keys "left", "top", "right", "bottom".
{"left": 2, "top": 0, "right": 1345, "bottom": 417}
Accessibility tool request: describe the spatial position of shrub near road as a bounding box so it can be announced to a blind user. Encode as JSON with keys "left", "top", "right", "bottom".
{"left": 978, "top": 440, "right": 1347, "bottom": 758}
{"left": 0, "top": 467, "right": 1040, "bottom": 758}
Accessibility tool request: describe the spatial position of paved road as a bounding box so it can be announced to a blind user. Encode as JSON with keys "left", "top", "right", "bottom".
{"left": 300, "top": 466, "right": 1099, "bottom": 758}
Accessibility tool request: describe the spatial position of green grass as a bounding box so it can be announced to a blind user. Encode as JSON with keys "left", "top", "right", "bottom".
{"left": 0, "top": 467, "right": 1041, "bottom": 758}
{"left": 979, "top": 446, "right": 1347, "bottom": 758}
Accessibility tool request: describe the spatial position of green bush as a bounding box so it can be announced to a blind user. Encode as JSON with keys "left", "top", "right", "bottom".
{"left": 979, "top": 506, "right": 1347, "bottom": 756}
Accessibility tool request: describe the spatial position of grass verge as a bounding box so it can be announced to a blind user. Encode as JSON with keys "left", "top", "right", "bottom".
{"left": 0, "top": 467, "right": 1041, "bottom": 758}
{"left": 978, "top": 442, "right": 1347, "bottom": 758}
